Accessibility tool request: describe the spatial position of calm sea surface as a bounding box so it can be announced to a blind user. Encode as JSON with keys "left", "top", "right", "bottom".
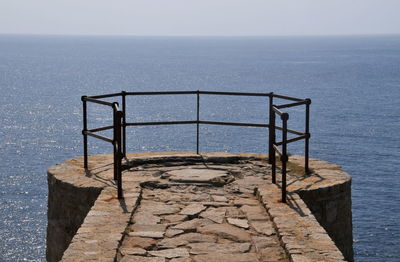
{"left": 0, "top": 35, "right": 399, "bottom": 261}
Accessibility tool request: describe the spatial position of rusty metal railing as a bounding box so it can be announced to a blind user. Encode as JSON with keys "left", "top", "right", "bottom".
{"left": 82, "top": 91, "right": 311, "bottom": 202}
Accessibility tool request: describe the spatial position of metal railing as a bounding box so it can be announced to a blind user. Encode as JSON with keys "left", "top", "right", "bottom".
{"left": 82, "top": 90, "right": 311, "bottom": 203}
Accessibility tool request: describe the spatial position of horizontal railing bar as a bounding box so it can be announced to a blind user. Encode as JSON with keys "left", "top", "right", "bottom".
{"left": 273, "top": 94, "right": 305, "bottom": 102}
{"left": 84, "top": 97, "right": 114, "bottom": 107}
{"left": 275, "top": 135, "right": 307, "bottom": 146}
{"left": 88, "top": 92, "right": 122, "bottom": 99}
{"left": 199, "top": 91, "right": 270, "bottom": 97}
{"left": 275, "top": 126, "right": 305, "bottom": 136}
{"left": 273, "top": 145, "right": 283, "bottom": 156}
{"left": 200, "top": 120, "right": 269, "bottom": 128}
{"left": 125, "top": 120, "right": 269, "bottom": 128}
{"left": 126, "top": 91, "right": 197, "bottom": 96}
{"left": 126, "top": 120, "right": 197, "bottom": 126}
{"left": 276, "top": 101, "right": 307, "bottom": 109}
{"left": 88, "top": 125, "right": 114, "bottom": 133}
{"left": 272, "top": 106, "right": 285, "bottom": 116}
{"left": 85, "top": 131, "right": 114, "bottom": 143}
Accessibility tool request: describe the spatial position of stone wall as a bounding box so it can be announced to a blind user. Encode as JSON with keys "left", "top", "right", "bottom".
{"left": 46, "top": 158, "right": 104, "bottom": 262}
{"left": 288, "top": 156, "right": 354, "bottom": 262}
{"left": 46, "top": 153, "right": 354, "bottom": 262}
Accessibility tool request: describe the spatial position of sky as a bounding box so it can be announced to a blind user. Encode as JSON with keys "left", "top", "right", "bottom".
{"left": 1, "top": 0, "right": 400, "bottom": 36}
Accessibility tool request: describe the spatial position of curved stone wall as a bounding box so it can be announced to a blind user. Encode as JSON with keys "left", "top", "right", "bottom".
{"left": 46, "top": 157, "right": 105, "bottom": 262}
{"left": 288, "top": 156, "right": 353, "bottom": 261}
{"left": 47, "top": 153, "right": 353, "bottom": 262}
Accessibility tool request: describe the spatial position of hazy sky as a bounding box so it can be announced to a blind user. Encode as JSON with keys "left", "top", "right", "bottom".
{"left": 1, "top": 0, "right": 399, "bottom": 36}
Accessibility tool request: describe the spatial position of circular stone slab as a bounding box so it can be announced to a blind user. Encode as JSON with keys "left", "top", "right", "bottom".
{"left": 166, "top": 169, "right": 234, "bottom": 186}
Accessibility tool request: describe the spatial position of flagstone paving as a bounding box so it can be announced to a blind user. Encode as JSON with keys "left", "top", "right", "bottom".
{"left": 118, "top": 165, "right": 288, "bottom": 262}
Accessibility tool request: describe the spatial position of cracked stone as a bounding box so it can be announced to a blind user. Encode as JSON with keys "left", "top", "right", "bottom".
{"left": 250, "top": 221, "right": 275, "bottom": 236}
{"left": 167, "top": 169, "right": 234, "bottom": 185}
{"left": 227, "top": 218, "right": 249, "bottom": 229}
{"left": 199, "top": 207, "right": 226, "bottom": 223}
{"left": 197, "top": 224, "right": 251, "bottom": 242}
{"left": 192, "top": 253, "right": 258, "bottom": 262}
{"left": 172, "top": 218, "right": 214, "bottom": 231}
{"left": 188, "top": 242, "right": 251, "bottom": 255}
{"left": 165, "top": 229, "right": 184, "bottom": 237}
{"left": 120, "top": 256, "right": 165, "bottom": 262}
{"left": 158, "top": 233, "right": 217, "bottom": 248}
{"left": 126, "top": 237, "right": 157, "bottom": 249}
{"left": 149, "top": 248, "right": 190, "bottom": 258}
{"left": 180, "top": 204, "right": 207, "bottom": 216}
{"left": 132, "top": 212, "right": 162, "bottom": 225}
{"left": 129, "top": 231, "right": 164, "bottom": 238}
{"left": 211, "top": 195, "right": 228, "bottom": 202}
{"left": 120, "top": 247, "right": 147, "bottom": 256}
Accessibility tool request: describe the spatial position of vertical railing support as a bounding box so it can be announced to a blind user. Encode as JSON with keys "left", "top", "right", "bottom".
{"left": 271, "top": 108, "right": 276, "bottom": 184}
{"left": 281, "top": 113, "right": 289, "bottom": 203}
{"left": 113, "top": 102, "right": 119, "bottom": 181}
{"left": 122, "top": 91, "right": 127, "bottom": 157}
{"left": 196, "top": 90, "right": 200, "bottom": 154}
{"left": 305, "top": 98, "right": 311, "bottom": 174}
{"left": 116, "top": 110, "right": 123, "bottom": 199}
{"left": 82, "top": 96, "right": 88, "bottom": 170}
{"left": 268, "top": 92, "right": 274, "bottom": 164}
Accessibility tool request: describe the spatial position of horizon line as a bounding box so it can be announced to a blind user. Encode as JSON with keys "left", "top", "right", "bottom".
{"left": 1, "top": 32, "right": 400, "bottom": 38}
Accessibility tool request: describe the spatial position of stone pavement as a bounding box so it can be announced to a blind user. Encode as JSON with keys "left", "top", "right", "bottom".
{"left": 48, "top": 153, "right": 350, "bottom": 262}
{"left": 118, "top": 166, "right": 287, "bottom": 262}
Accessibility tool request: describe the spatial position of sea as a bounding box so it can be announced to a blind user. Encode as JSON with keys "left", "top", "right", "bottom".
{"left": 0, "top": 35, "right": 399, "bottom": 262}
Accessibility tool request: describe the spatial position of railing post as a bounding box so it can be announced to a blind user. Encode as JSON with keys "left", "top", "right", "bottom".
{"left": 122, "top": 91, "right": 127, "bottom": 157}
{"left": 268, "top": 92, "right": 274, "bottom": 164}
{"left": 196, "top": 90, "right": 200, "bottom": 154}
{"left": 113, "top": 102, "right": 119, "bottom": 181}
{"left": 305, "top": 98, "right": 311, "bottom": 174}
{"left": 281, "top": 113, "right": 289, "bottom": 203}
{"left": 271, "top": 107, "right": 276, "bottom": 184}
{"left": 81, "top": 96, "right": 88, "bottom": 170}
{"left": 116, "top": 110, "right": 123, "bottom": 199}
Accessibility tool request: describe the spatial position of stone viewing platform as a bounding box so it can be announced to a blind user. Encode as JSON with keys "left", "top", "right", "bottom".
{"left": 47, "top": 152, "right": 353, "bottom": 262}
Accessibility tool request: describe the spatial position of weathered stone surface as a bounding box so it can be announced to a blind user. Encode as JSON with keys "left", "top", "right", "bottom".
{"left": 240, "top": 205, "right": 267, "bottom": 221}
{"left": 133, "top": 212, "right": 161, "bottom": 225}
{"left": 129, "top": 231, "right": 164, "bottom": 238}
{"left": 131, "top": 224, "right": 167, "bottom": 233}
{"left": 50, "top": 152, "right": 351, "bottom": 262}
{"left": 140, "top": 201, "right": 181, "bottom": 215}
{"left": 170, "top": 258, "right": 192, "bottom": 262}
{"left": 120, "top": 247, "right": 147, "bottom": 256}
{"left": 167, "top": 169, "right": 233, "bottom": 185}
{"left": 120, "top": 256, "right": 165, "bottom": 262}
{"left": 165, "top": 229, "right": 184, "bottom": 237}
{"left": 163, "top": 214, "right": 187, "bottom": 223}
{"left": 149, "top": 248, "right": 190, "bottom": 258}
{"left": 211, "top": 195, "right": 228, "bottom": 202}
{"left": 159, "top": 233, "right": 217, "bottom": 248}
{"left": 126, "top": 237, "right": 157, "bottom": 249}
{"left": 188, "top": 242, "right": 251, "bottom": 254}
{"left": 225, "top": 207, "right": 246, "bottom": 218}
{"left": 180, "top": 204, "right": 207, "bottom": 216}
{"left": 199, "top": 207, "right": 226, "bottom": 223}
{"left": 251, "top": 236, "right": 278, "bottom": 252}
{"left": 192, "top": 253, "right": 258, "bottom": 262}
{"left": 227, "top": 218, "right": 249, "bottom": 229}
{"left": 233, "top": 198, "right": 259, "bottom": 206}
{"left": 172, "top": 218, "right": 214, "bottom": 231}
{"left": 197, "top": 224, "right": 251, "bottom": 242}
{"left": 250, "top": 221, "right": 275, "bottom": 236}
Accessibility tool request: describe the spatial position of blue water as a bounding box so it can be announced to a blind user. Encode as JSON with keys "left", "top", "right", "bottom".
{"left": 0, "top": 35, "right": 399, "bottom": 261}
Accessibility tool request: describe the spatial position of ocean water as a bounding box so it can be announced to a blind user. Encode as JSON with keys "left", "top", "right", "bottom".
{"left": 0, "top": 35, "right": 399, "bottom": 261}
